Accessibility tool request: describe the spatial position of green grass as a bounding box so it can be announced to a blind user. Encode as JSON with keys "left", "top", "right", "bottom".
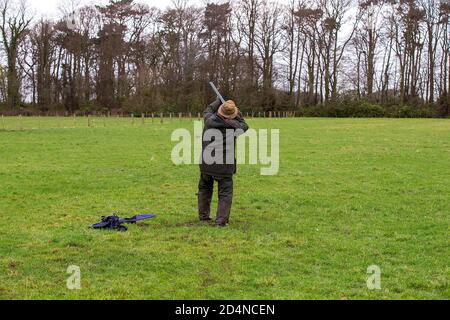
{"left": 0, "top": 116, "right": 449, "bottom": 300}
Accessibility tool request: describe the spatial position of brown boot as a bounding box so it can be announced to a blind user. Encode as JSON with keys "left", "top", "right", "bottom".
{"left": 216, "top": 195, "right": 233, "bottom": 226}
{"left": 198, "top": 192, "right": 213, "bottom": 221}
{"left": 198, "top": 174, "right": 214, "bottom": 221}
{"left": 215, "top": 177, "right": 233, "bottom": 226}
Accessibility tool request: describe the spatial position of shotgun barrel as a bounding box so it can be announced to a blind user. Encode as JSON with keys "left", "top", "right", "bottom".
{"left": 209, "top": 82, "right": 226, "bottom": 104}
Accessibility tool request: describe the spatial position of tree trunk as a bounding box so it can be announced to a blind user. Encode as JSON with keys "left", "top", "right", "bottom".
{"left": 7, "top": 59, "right": 20, "bottom": 110}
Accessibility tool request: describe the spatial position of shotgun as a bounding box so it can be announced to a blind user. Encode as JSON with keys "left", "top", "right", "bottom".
{"left": 209, "top": 82, "right": 226, "bottom": 104}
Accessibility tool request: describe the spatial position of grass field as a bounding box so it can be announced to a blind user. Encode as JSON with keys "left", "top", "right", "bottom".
{"left": 0, "top": 116, "right": 449, "bottom": 300}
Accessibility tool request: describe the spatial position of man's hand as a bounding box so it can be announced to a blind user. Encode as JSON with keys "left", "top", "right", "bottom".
{"left": 218, "top": 110, "right": 249, "bottom": 133}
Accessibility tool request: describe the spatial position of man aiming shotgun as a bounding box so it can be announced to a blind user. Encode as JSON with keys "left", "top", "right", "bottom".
{"left": 198, "top": 83, "right": 249, "bottom": 227}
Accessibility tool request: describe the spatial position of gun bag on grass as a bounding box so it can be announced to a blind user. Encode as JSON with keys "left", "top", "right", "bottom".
{"left": 91, "top": 214, "right": 156, "bottom": 232}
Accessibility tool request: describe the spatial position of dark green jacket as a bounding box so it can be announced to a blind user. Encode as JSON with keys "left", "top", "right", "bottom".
{"left": 200, "top": 99, "right": 249, "bottom": 177}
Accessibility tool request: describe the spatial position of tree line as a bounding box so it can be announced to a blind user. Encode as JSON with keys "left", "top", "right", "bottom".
{"left": 0, "top": 0, "right": 449, "bottom": 117}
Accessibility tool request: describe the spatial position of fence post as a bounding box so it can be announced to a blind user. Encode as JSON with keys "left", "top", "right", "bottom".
{"left": 1, "top": 114, "right": 4, "bottom": 130}
{"left": 152, "top": 113, "right": 154, "bottom": 123}
{"left": 55, "top": 112, "right": 60, "bottom": 128}
{"left": 160, "top": 113, "right": 164, "bottom": 124}
{"left": 132, "top": 114, "right": 135, "bottom": 125}
{"left": 142, "top": 113, "right": 145, "bottom": 125}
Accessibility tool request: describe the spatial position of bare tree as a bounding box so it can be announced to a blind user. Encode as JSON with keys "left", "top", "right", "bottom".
{"left": 237, "top": 0, "right": 259, "bottom": 91}
{"left": 1, "top": 0, "right": 448, "bottom": 117}
{"left": 0, "top": 0, "right": 32, "bottom": 109}
{"left": 255, "top": 0, "right": 282, "bottom": 93}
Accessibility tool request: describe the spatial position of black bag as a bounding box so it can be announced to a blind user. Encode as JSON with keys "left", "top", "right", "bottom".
{"left": 91, "top": 214, "right": 156, "bottom": 232}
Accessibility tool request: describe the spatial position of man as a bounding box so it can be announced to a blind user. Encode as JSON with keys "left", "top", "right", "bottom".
{"left": 198, "top": 99, "right": 249, "bottom": 227}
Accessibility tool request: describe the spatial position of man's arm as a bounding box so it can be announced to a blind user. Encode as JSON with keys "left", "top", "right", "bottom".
{"left": 204, "top": 98, "right": 221, "bottom": 121}
{"left": 204, "top": 100, "right": 249, "bottom": 133}
{"left": 226, "top": 112, "right": 249, "bottom": 133}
